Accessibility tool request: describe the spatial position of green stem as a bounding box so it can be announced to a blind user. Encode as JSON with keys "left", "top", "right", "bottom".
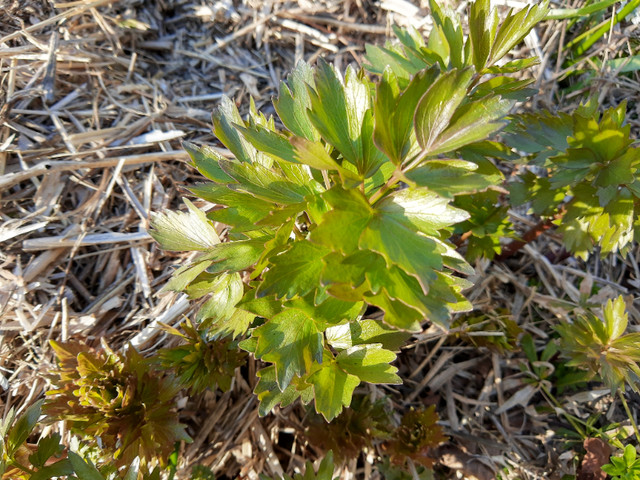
{"left": 540, "top": 384, "right": 624, "bottom": 448}
{"left": 540, "top": 384, "right": 587, "bottom": 438}
{"left": 619, "top": 389, "right": 640, "bottom": 443}
{"left": 369, "top": 168, "right": 403, "bottom": 204}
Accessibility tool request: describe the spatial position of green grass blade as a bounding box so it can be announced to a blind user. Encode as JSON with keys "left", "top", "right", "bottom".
{"left": 565, "top": 0, "right": 640, "bottom": 55}
{"left": 546, "top": 0, "right": 618, "bottom": 20}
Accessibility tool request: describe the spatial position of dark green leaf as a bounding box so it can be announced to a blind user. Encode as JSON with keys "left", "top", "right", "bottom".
{"left": 29, "top": 433, "right": 64, "bottom": 469}
{"left": 29, "top": 459, "right": 74, "bottom": 480}
{"left": 307, "top": 61, "right": 382, "bottom": 178}
{"left": 68, "top": 452, "right": 105, "bottom": 480}
{"left": 213, "top": 96, "right": 261, "bottom": 164}
{"left": 7, "top": 399, "right": 43, "bottom": 456}
{"left": 426, "top": 95, "right": 514, "bottom": 156}
{"left": 468, "top": 0, "right": 497, "bottom": 70}
{"left": 489, "top": 2, "right": 549, "bottom": 67}
{"left": 374, "top": 66, "right": 439, "bottom": 165}
{"left": 273, "top": 61, "right": 319, "bottom": 141}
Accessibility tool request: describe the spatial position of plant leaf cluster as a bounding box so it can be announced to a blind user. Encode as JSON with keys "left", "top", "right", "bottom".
{"left": 150, "top": 0, "right": 550, "bottom": 422}
{"left": 44, "top": 340, "right": 191, "bottom": 469}
{"left": 557, "top": 296, "right": 640, "bottom": 393}
{"left": 384, "top": 406, "right": 447, "bottom": 468}
{"left": 157, "top": 319, "right": 247, "bottom": 394}
{"left": 602, "top": 445, "right": 640, "bottom": 480}
{"left": 506, "top": 101, "right": 640, "bottom": 259}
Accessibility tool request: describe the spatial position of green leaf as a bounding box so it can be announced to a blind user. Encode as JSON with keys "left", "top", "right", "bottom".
{"left": 213, "top": 96, "right": 260, "bottom": 165}
{"left": 414, "top": 67, "right": 473, "bottom": 154}
{"left": 377, "top": 187, "right": 469, "bottom": 236}
{"left": 29, "top": 459, "right": 74, "bottom": 480}
{"left": 623, "top": 444, "right": 637, "bottom": 466}
{"left": 336, "top": 344, "right": 401, "bottom": 384}
{"left": 468, "top": 0, "right": 497, "bottom": 71}
{"left": 274, "top": 61, "right": 319, "bottom": 141}
{"left": 404, "top": 159, "right": 495, "bottom": 197}
{"left": 6, "top": 399, "right": 43, "bottom": 456}
{"left": 161, "top": 260, "right": 212, "bottom": 293}
{"left": 604, "top": 296, "right": 628, "bottom": 341}
{"left": 307, "top": 360, "right": 360, "bottom": 421}
{"left": 68, "top": 452, "right": 105, "bottom": 480}
{"left": 197, "top": 272, "right": 243, "bottom": 316}
{"left": 425, "top": 95, "right": 514, "bottom": 157}
{"left": 254, "top": 367, "right": 313, "bottom": 416}
{"left": 287, "top": 295, "right": 364, "bottom": 331}
{"left": 360, "top": 216, "right": 441, "bottom": 292}
{"left": 489, "top": 2, "right": 549, "bottom": 67}
{"left": 220, "top": 159, "right": 309, "bottom": 205}
{"left": 258, "top": 241, "right": 329, "bottom": 299}
{"left": 197, "top": 273, "right": 252, "bottom": 339}
{"left": 254, "top": 309, "right": 323, "bottom": 389}
{"left": 307, "top": 61, "right": 383, "bottom": 178}
{"left": 200, "top": 238, "right": 265, "bottom": 274}
{"left": 150, "top": 198, "right": 220, "bottom": 251}
{"left": 236, "top": 122, "right": 300, "bottom": 166}
{"left": 428, "top": 0, "right": 465, "bottom": 68}
{"left": 290, "top": 137, "right": 359, "bottom": 182}
{"left": 325, "top": 319, "right": 412, "bottom": 351}
{"left": 374, "top": 66, "right": 440, "bottom": 165}
{"left": 308, "top": 451, "right": 336, "bottom": 480}
{"left": 311, "top": 187, "right": 374, "bottom": 254}
{"left": 364, "top": 43, "right": 417, "bottom": 85}
{"left": 472, "top": 76, "right": 535, "bottom": 101}
{"left": 315, "top": 186, "right": 469, "bottom": 294}
{"left": 183, "top": 141, "right": 235, "bottom": 183}
{"left": 122, "top": 462, "right": 140, "bottom": 480}
{"left": 29, "top": 433, "right": 64, "bottom": 469}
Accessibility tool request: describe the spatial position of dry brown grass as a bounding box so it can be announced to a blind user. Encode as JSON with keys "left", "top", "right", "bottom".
{"left": 1, "top": 0, "right": 640, "bottom": 479}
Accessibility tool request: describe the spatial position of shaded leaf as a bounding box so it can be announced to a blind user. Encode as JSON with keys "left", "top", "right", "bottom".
{"left": 308, "top": 361, "right": 360, "bottom": 421}
{"left": 336, "top": 344, "right": 401, "bottom": 384}
{"left": 254, "top": 309, "right": 323, "bottom": 389}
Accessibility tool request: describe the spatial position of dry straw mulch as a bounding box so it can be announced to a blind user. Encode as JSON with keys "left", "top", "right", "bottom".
{"left": 1, "top": 0, "right": 639, "bottom": 479}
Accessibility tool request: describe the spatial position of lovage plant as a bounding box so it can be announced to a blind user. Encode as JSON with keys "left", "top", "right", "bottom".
{"left": 44, "top": 340, "right": 190, "bottom": 468}
{"left": 150, "top": 0, "right": 550, "bottom": 422}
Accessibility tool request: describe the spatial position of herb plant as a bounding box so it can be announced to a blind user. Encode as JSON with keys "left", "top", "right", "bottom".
{"left": 557, "top": 296, "right": 640, "bottom": 394}
{"left": 146, "top": 0, "right": 640, "bottom": 474}
{"left": 150, "top": 0, "right": 552, "bottom": 422}
{"left": 157, "top": 319, "right": 246, "bottom": 393}
{"left": 602, "top": 445, "right": 640, "bottom": 480}
{"left": 44, "top": 340, "right": 190, "bottom": 469}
